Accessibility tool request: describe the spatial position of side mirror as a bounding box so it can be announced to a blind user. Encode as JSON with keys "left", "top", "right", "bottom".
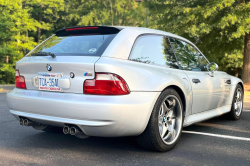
{"left": 207, "top": 62, "right": 218, "bottom": 77}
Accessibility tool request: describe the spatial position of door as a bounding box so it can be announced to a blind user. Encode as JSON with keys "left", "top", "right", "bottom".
{"left": 169, "top": 37, "right": 224, "bottom": 114}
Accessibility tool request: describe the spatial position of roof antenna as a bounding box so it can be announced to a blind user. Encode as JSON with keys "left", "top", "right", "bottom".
{"left": 97, "top": 14, "right": 104, "bottom": 26}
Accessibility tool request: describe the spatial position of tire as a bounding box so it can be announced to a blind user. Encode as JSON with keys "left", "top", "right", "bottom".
{"left": 227, "top": 84, "right": 243, "bottom": 120}
{"left": 32, "top": 125, "right": 62, "bottom": 133}
{"left": 136, "top": 88, "right": 184, "bottom": 152}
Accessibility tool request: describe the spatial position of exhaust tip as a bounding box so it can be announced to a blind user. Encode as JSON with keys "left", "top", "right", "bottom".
{"left": 70, "top": 127, "right": 76, "bottom": 135}
{"left": 19, "top": 118, "right": 24, "bottom": 126}
{"left": 23, "top": 119, "right": 29, "bottom": 126}
{"left": 63, "top": 126, "right": 70, "bottom": 134}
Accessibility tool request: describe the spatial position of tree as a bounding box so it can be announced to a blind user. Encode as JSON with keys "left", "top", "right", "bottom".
{"left": 77, "top": 0, "right": 146, "bottom": 27}
{"left": 28, "top": 0, "right": 65, "bottom": 43}
{"left": 0, "top": 0, "right": 38, "bottom": 84}
{"left": 0, "top": 0, "right": 148, "bottom": 84}
{"left": 145, "top": 0, "right": 250, "bottom": 80}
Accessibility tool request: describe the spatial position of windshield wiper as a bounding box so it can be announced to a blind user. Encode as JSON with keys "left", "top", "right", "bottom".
{"left": 31, "top": 52, "right": 56, "bottom": 58}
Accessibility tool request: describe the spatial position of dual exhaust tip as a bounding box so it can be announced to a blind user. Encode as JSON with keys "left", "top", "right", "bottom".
{"left": 63, "top": 125, "right": 88, "bottom": 139}
{"left": 63, "top": 126, "right": 79, "bottom": 135}
{"left": 19, "top": 118, "right": 88, "bottom": 139}
{"left": 19, "top": 118, "right": 37, "bottom": 126}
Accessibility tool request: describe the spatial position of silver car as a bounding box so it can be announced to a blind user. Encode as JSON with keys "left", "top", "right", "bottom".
{"left": 7, "top": 26, "right": 244, "bottom": 151}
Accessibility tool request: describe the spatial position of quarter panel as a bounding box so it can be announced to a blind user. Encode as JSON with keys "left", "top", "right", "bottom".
{"left": 95, "top": 57, "right": 193, "bottom": 116}
{"left": 224, "top": 75, "right": 243, "bottom": 105}
{"left": 102, "top": 29, "right": 139, "bottom": 59}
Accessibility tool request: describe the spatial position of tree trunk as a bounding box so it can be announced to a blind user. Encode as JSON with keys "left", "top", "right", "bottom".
{"left": 110, "top": 0, "right": 113, "bottom": 26}
{"left": 6, "top": 55, "right": 9, "bottom": 63}
{"left": 97, "top": 13, "right": 104, "bottom": 25}
{"left": 24, "top": 30, "right": 28, "bottom": 54}
{"left": 241, "top": 33, "right": 250, "bottom": 83}
{"left": 235, "top": 68, "right": 239, "bottom": 77}
{"left": 17, "top": 31, "right": 20, "bottom": 49}
{"left": 37, "top": 13, "right": 42, "bottom": 43}
{"left": 146, "top": 8, "right": 148, "bottom": 27}
{"left": 5, "top": 73, "right": 9, "bottom": 84}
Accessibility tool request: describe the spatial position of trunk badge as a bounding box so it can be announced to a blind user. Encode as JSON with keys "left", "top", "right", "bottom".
{"left": 84, "top": 72, "right": 92, "bottom": 76}
{"left": 46, "top": 64, "right": 52, "bottom": 71}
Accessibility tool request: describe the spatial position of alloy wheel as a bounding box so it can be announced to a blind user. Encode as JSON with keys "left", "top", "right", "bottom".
{"left": 158, "top": 95, "right": 182, "bottom": 145}
{"left": 234, "top": 88, "right": 243, "bottom": 117}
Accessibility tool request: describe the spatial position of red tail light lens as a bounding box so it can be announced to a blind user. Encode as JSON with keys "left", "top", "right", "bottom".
{"left": 84, "top": 73, "right": 130, "bottom": 95}
{"left": 15, "top": 70, "right": 26, "bottom": 89}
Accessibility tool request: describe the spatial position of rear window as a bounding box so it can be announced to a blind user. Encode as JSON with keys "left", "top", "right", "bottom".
{"left": 27, "top": 34, "right": 116, "bottom": 57}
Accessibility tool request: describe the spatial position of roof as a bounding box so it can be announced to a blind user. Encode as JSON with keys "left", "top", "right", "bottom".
{"left": 112, "top": 26, "right": 191, "bottom": 43}
{"left": 98, "top": 26, "right": 197, "bottom": 59}
{"left": 56, "top": 25, "right": 190, "bottom": 43}
{"left": 55, "top": 25, "right": 197, "bottom": 60}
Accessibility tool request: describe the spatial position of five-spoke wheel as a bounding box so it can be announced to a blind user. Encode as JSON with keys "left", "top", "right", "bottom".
{"left": 228, "top": 84, "right": 243, "bottom": 120}
{"left": 158, "top": 95, "right": 182, "bottom": 145}
{"left": 137, "top": 88, "right": 183, "bottom": 151}
{"left": 234, "top": 88, "right": 243, "bottom": 117}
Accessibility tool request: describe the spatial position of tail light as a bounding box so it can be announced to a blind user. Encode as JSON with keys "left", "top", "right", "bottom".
{"left": 15, "top": 70, "right": 26, "bottom": 89}
{"left": 84, "top": 73, "right": 130, "bottom": 95}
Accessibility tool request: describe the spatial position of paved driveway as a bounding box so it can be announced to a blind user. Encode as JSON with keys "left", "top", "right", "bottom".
{"left": 0, "top": 93, "right": 250, "bottom": 166}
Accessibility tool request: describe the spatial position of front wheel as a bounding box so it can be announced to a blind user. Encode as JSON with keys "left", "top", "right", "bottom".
{"left": 136, "top": 88, "right": 184, "bottom": 152}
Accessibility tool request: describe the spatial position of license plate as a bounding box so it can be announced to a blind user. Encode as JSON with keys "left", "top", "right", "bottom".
{"left": 38, "top": 73, "right": 62, "bottom": 92}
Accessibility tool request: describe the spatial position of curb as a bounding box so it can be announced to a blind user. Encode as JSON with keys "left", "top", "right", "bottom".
{"left": 0, "top": 85, "right": 15, "bottom": 93}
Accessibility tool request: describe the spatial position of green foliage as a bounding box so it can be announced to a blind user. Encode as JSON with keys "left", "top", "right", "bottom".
{"left": 28, "top": 0, "right": 65, "bottom": 42}
{"left": 77, "top": 0, "right": 146, "bottom": 27}
{"left": 0, "top": 0, "right": 38, "bottom": 84}
{"left": 0, "top": 0, "right": 146, "bottom": 84}
{"left": 1, "top": 0, "right": 249, "bottom": 84}
{"left": 145, "top": 0, "right": 250, "bottom": 73}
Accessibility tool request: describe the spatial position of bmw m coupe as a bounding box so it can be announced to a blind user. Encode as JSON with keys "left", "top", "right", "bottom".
{"left": 7, "top": 26, "right": 244, "bottom": 151}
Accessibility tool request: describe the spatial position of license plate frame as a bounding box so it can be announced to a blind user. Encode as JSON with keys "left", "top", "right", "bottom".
{"left": 38, "top": 73, "right": 62, "bottom": 92}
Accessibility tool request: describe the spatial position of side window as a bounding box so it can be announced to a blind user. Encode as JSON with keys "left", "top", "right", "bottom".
{"left": 169, "top": 38, "right": 202, "bottom": 71}
{"left": 129, "top": 35, "right": 179, "bottom": 69}
{"left": 196, "top": 51, "right": 209, "bottom": 71}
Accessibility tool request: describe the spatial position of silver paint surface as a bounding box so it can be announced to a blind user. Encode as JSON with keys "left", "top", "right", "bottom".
{"left": 7, "top": 26, "right": 243, "bottom": 137}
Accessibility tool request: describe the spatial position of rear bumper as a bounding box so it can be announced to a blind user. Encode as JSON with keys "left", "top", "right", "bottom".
{"left": 7, "top": 88, "right": 160, "bottom": 137}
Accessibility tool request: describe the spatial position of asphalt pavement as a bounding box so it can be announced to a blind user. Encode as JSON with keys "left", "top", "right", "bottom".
{"left": 0, "top": 93, "right": 250, "bottom": 166}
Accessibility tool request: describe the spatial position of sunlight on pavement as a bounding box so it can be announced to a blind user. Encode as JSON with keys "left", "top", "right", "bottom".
{"left": 195, "top": 122, "right": 250, "bottom": 134}
{"left": 182, "top": 131, "right": 250, "bottom": 141}
{"left": 0, "top": 149, "right": 47, "bottom": 165}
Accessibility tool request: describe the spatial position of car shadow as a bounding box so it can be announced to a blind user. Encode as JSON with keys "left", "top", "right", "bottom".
{"left": 17, "top": 130, "right": 150, "bottom": 153}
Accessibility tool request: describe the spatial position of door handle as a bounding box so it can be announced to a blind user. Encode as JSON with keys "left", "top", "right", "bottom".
{"left": 192, "top": 79, "right": 200, "bottom": 84}
{"left": 225, "top": 79, "right": 231, "bottom": 84}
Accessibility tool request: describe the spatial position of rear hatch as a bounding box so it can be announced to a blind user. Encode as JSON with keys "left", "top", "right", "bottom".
{"left": 16, "top": 26, "right": 121, "bottom": 93}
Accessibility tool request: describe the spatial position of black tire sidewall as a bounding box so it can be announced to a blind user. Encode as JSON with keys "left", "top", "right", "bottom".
{"left": 229, "top": 84, "right": 243, "bottom": 120}
{"left": 149, "top": 88, "right": 184, "bottom": 151}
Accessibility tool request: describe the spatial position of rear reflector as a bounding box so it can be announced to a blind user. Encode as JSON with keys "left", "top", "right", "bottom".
{"left": 66, "top": 27, "right": 98, "bottom": 31}
{"left": 15, "top": 70, "right": 26, "bottom": 89}
{"left": 84, "top": 73, "right": 130, "bottom": 95}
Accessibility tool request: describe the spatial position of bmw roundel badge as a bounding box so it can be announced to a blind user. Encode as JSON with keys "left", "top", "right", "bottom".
{"left": 46, "top": 64, "right": 52, "bottom": 71}
{"left": 70, "top": 72, "right": 75, "bottom": 78}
